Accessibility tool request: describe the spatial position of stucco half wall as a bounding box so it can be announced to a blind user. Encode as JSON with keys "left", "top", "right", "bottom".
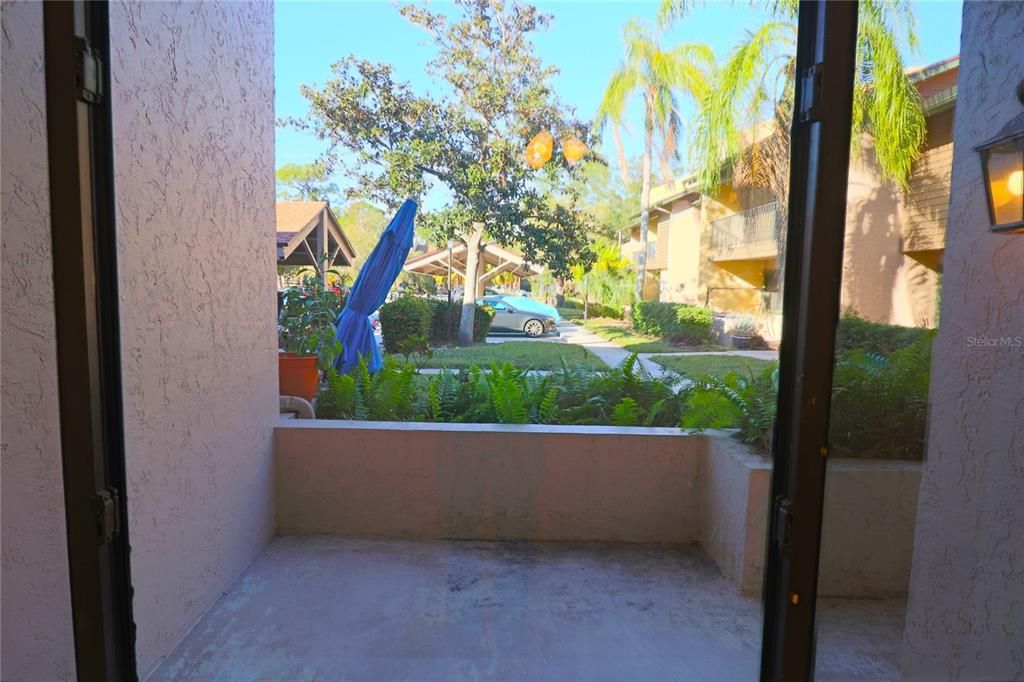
{"left": 109, "top": 2, "right": 278, "bottom": 676}
{"left": 1, "top": 2, "right": 77, "bottom": 679}
{"left": 276, "top": 423, "right": 921, "bottom": 599}
{"left": 900, "top": 3, "right": 1024, "bottom": 679}
{"left": 276, "top": 422, "right": 703, "bottom": 542}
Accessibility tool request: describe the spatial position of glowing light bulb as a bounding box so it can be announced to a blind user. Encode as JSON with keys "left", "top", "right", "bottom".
{"left": 525, "top": 131, "right": 553, "bottom": 169}
{"left": 562, "top": 137, "right": 588, "bottom": 164}
{"left": 1007, "top": 169, "right": 1024, "bottom": 197}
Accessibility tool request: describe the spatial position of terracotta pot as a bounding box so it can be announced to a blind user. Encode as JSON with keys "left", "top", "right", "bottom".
{"left": 279, "top": 352, "right": 319, "bottom": 401}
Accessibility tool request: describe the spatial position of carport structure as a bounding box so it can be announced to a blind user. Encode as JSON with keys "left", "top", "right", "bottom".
{"left": 276, "top": 201, "right": 357, "bottom": 282}
{"left": 404, "top": 241, "right": 541, "bottom": 296}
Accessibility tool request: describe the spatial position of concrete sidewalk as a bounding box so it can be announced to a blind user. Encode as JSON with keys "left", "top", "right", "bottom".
{"left": 477, "top": 322, "right": 778, "bottom": 379}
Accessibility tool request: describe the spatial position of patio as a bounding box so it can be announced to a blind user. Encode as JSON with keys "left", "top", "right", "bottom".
{"left": 151, "top": 537, "right": 905, "bottom": 681}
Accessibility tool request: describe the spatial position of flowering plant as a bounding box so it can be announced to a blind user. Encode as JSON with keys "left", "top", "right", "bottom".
{"left": 278, "top": 277, "right": 346, "bottom": 370}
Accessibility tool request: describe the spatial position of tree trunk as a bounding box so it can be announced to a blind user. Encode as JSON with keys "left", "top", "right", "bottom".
{"left": 554, "top": 277, "right": 566, "bottom": 308}
{"left": 635, "top": 101, "right": 654, "bottom": 303}
{"left": 458, "top": 223, "right": 485, "bottom": 347}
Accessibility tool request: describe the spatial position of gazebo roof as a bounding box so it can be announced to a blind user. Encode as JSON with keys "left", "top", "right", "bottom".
{"left": 276, "top": 201, "right": 357, "bottom": 269}
{"left": 404, "top": 242, "right": 542, "bottom": 279}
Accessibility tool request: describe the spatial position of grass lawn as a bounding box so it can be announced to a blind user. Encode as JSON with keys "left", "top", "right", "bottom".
{"left": 582, "top": 318, "right": 727, "bottom": 353}
{"left": 650, "top": 354, "right": 775, "bottom": 379}
{"left": 421, "top": 341, "right": 606, "bottom": 370}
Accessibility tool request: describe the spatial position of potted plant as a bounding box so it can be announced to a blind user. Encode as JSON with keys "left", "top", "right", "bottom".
{"left": 728, "top": 319, "right": 760, "bottom": 349}
{"left": 278, "top": 277, "right": 345, "bottom": 400}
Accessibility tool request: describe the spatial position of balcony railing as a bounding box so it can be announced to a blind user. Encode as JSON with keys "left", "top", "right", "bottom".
{"left": 710, "top": 202, "right": 781, "bottom": 250}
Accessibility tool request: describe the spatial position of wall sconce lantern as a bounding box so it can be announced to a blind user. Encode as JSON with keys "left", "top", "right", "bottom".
{"left": 975, "top": 80, "right": 1024, "bottom": 233}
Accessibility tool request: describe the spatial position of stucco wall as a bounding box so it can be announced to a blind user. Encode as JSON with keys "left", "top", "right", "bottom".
{"left": 701, "top": 439, "right": 921, "bottom": 597}
{"left": 0, "top": 3, "right": 78, "bottom": 680}
{"left": 660, "top": 199, "right": 702, "bottom": 305}
{"left": 699, "top": 438, "right": 771, "bottom": 593}
{"left": 900, "top": 3, "right": 1024, "bottom": 679}
{"left": 277, "top": 422, "right": 703, "bottom": 542}
{"left": 109, "top": 2, "right": 277, "bottom": 676}
{"left": 842, "top": 138, "right": 941, "bottom": 328}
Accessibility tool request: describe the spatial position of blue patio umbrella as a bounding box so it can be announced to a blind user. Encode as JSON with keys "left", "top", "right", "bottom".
{"left": 334, "top": 199, "right": 417, "bottom": 374}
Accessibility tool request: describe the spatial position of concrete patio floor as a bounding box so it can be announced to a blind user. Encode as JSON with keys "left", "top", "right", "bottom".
{"left": 151, "top": 538, "right": 904, "bottom": 681}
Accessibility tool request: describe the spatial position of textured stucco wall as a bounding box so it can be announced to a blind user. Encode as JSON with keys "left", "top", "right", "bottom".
{"left": 0, "top": 3, "right": 78, "bottom": 680}
{"left": 701, "top": 439, "right": 920, "bottom": 597}
{"left": 109, "top": 2, "right": 277, "bottom": 676}
{"left": 277, "top": 422, "right": 703, "bottom": 542}
{"left": 901, "top": 3, "right": 1024, "bottom": 679}
{"left": 699, "top": 437, "right": 771, "bottom": 593}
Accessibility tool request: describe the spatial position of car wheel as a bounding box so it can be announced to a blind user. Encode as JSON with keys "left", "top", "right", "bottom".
{"left": 524, "top": 319, "right": 544, "bottom": 337}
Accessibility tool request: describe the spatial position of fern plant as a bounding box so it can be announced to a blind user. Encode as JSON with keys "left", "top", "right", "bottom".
{"left": 682, "top": 363, "right": 779, "bottom": 454}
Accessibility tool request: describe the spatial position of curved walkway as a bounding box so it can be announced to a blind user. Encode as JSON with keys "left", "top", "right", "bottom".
{"left": 487, "top": 321, "right": 777, "bottom": 378}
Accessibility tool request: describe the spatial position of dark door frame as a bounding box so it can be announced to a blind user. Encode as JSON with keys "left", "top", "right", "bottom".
{"left": 43, "top": 1, "right": 137, "bottom": 679}
{"left": 760, "top": 2, "right": 859, "bottom": 681}
{"left": 41, "top": 1, "right": 858, "bottom": 680}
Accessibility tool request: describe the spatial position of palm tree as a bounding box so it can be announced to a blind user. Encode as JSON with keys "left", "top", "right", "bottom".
{"left": 662, "top": 0, "right": 925, "bottom": 208}
{"left": 595, "top": 20, "right": 713, "bottom": 302}
{"left": 660, "top": 0, "right": 925, "bottom": 305}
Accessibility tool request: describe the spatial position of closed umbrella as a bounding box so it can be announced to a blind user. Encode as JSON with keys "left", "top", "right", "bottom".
{"left": 334, "top": 199, "right": 417, "bottom": 374}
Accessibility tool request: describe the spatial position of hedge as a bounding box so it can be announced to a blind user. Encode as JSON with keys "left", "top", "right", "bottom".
{"left": 428, "top": 301, "right": 494, "bottom": 345}
{"left": 378, "top": 296, "right": 432, "bottom": 355}
{"left": 835, "top": 310, "right": 931, "bottom": 355}
{"left": 631, "top": 302, "right": 713, "bottom": 345}
{"left": 561, "top": 297, "right": 624, "bottom": 320}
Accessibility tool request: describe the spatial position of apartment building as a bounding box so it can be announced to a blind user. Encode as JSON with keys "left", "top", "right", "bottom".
{"left": 625, "top": 56, "right": 958, "bottom": 339}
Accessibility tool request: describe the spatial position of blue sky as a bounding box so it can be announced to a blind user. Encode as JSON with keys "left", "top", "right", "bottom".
{"left": 275, "top": 0, "right": 963, "bottom": 195}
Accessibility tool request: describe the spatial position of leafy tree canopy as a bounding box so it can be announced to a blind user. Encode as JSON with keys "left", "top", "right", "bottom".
{"left": 285, "top": 0, "right": 598, "bottom": 278}
{"left": 276, "top": 162, "right": 339, "bottom": 201}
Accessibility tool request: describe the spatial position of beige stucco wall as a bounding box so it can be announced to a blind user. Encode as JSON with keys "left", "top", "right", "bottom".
{"left": 900, "top": 3, "right": 1024, "bottom": 678}
{"left": 277, "top": 422, "right": 704, "bottom": 543}
{"left": 0, "top": 3, "right": 78, "bottom": 679}
{"left": 659, "top": 199, "right": 703, "bottom": 305}
{"left": 702, "top": 439, "right": 921, "bottom": 598}
{"left": 109, "top": 2, "right": 278, "bottom": 676}
{"left": 842, "top": 138, "right": 941, "bottom": 327}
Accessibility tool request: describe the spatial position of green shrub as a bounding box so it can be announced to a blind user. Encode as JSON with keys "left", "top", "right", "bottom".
{"left": 632, "top": 302, "right": 713, "bottom": 345}
{"left": 828, "top": 330, "right": 934, "bottom": 459}
{"left": 428, "top": 301, "right": 494, "bottom": 345}
{"left": 835, "top": 310, "right": 931, "bottom": 355}
{"left": 586, "top": 302, "right": 625, "bottom": 320}
{"left": 680, "top": 330, "right": 935, "bottom": 459}
{"left": 379, "top": 296, "right": 432, "bottom": 356}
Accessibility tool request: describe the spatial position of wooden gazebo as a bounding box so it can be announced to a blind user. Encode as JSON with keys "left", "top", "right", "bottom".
{"left": 276, "top": 201, "right": 357, "bottom": 281}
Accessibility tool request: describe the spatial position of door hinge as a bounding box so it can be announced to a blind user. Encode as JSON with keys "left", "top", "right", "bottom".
{"left": 93, "top": 488, "right": 121, "bottom": 544}
{"left": 75, "top": 38, "right": 103, "bottom": 104}
{"left": 798, "top": 62, "right": 824, "bottom": 122}
{"left": 773, "top": 497, "right": 793, "bottom": 548}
